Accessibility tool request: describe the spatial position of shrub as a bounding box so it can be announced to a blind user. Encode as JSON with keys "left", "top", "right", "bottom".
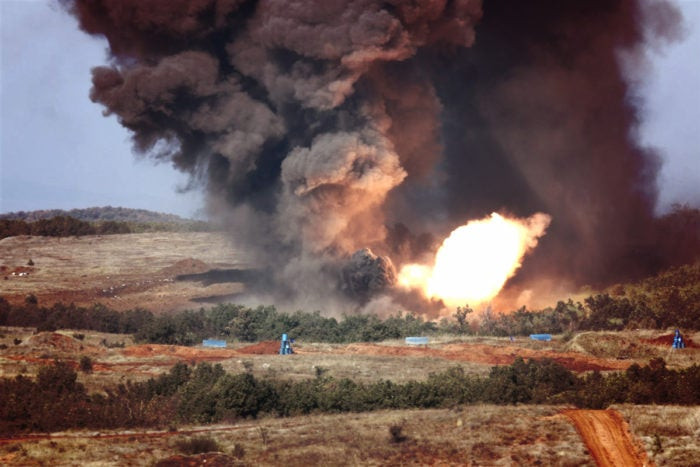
{"left": 79, "top": 356, "right": 93, "bottom": 373}
{"left": 231, "top": 444, "right": 245, "bottom": 459}
{"left": 174, "top": 436, "right": 221, "bottom": 455}
{"left": 389, "top": 423, "right": 407, "bottom": 443}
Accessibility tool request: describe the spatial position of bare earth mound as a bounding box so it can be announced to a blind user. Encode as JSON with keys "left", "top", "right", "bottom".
{"left": 642, "top": 332, "right": 699, "bottom": 348}
{"left": 26, "top": 332, "right": 90, "bottom": 353}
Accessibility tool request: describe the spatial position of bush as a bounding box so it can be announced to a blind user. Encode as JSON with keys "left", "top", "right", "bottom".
{"left": 389, "top": 423, "right": 407, "bottom": 443}
{"left": 79, "top": 356, "right": 93, "bottom": 373}
{"left": 1, "top": 358, "right": 699, "bottom": 436}
{"left": 175, "top": 436, "right": 221, "bottom": 455}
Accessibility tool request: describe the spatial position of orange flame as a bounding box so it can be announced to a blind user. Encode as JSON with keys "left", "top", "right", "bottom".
{"left": 398, "top": 212, "right": 551, "bottom": 307}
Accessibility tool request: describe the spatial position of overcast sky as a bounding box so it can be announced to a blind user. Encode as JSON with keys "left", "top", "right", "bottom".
{"left": 1, "top": 0, "right": 698, "bottom": 218}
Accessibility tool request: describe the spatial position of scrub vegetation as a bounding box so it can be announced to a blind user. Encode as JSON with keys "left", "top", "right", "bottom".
{"left": 1, "top": 355, "right": 698, "bottom": 436}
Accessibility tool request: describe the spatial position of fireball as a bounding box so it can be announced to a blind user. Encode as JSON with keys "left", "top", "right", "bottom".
{"left": 398, "top": 212, "right": 551, "bottom": 307}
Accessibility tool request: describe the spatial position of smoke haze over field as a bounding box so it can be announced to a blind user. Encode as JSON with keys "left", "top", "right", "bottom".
{"left": 64, "top": 0, "right": 698, "bottom": 313}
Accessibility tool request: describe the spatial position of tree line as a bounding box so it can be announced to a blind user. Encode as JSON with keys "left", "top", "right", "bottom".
{"left": 1, "top": 357, "right": 698, "bottom": 435}
{"left": 0, "top": 216, "right": 212, "bottom": 239}
{"left": 1, "top": 206, "right": 188, "bottom": 224}
{"left": 0, "top": 299, "right": 437, "bottom": 344}
{"left": 1, "top": 282, "right": 698, "bottom": 348}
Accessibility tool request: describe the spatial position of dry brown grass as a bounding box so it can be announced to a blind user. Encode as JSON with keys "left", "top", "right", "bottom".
{"left": 0, "top": 232, "right": 246, "bottom": 312}
{"left": 616, "top": 405, "right": 700, "bottom": 467}
{"left": 2, "top": 326, "right": 699, "bottom": 465}
{"left": 0, "top": 405, "right": 592, "bottom": 466}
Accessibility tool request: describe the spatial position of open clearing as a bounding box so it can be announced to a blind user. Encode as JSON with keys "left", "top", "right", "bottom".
{"left": 0, "top": 232, "right": 248, "bottom": 312}
{"left": 0, "top": 405, "right": 595, "bottom": 466}
{"left": 2, "top": 328, "right": 698, "bottom": 389}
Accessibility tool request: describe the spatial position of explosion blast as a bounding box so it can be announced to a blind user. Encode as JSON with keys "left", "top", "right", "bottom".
{"left": 399, "top": 213, "right": 551, "bottom": 307}
{"left": 63, "top": 0, "right": 693, "bottom": 315}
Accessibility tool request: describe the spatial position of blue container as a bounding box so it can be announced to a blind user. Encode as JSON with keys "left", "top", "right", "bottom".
{"left": 279, "top": 333, "right": 294, "bottom": 354}
{"left": 672, "top": 329, "right": 686, "bottom": 349}
{"left": 202, "top": 339, "right": 227, "bottom": 348}
{"left": 405, "top": 336, "right": 429, "bottom": 345}
{"left": 529, "top": 334, "right": 552, "bottom": 341}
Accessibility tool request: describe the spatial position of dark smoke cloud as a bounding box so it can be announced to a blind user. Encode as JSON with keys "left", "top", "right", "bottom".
{"left": 65, "top": 0, "right": 694, "bottom": 313}
{"left": 417, "top": 0, "right": 686, "bottom": 288}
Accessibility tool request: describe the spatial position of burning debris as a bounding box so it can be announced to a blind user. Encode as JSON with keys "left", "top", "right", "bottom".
{"left": 64, "top": 0, "right": 690, "bottom": 313}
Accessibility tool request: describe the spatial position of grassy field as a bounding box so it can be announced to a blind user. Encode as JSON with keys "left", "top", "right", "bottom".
{"left": 0, "top": 232, "right": 247, "bottom": 312}
{"left": 0, "top": 405, "right": 593, "bottom": 466}
{"left": 617, "top": 405, "right": 700, "bottom": 466}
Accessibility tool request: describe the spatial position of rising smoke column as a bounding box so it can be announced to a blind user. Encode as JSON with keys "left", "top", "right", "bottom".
{"left": 65, "top": 0, "right": 482, "bottom": 310}
{"left": 419, "top": 0, "right": 684, "bottom": 289}
{"left": 65, "top": 0, "right": 686, "bottom": 312}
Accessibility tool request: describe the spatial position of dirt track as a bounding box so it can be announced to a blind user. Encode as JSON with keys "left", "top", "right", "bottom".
{"left": 563, "top": 409, "right": 652, "bottom": 467}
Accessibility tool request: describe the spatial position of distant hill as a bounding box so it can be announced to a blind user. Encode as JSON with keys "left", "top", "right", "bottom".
{"left": 0, "top": 207, "right": 214, "bottom": 239}
{"left": 0, "top": 206, "right": 192, "bottom": 224}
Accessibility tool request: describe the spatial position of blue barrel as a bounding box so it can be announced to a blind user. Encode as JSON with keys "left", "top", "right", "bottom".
{"left": 280, "top": 333, "right": 294, "bottom": 354}
{"left": 405, "top": 336, "right": 429, "bottom": 345}
{"left": 202, "top": 339, "right": 227, "bottom": 348}
{"left": 529, "top": 334, "right": 552, "bottom": 341}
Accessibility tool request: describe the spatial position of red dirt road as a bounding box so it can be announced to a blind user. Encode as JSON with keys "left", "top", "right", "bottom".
{"left": 563, "top": 409, "right": 652, "bottom": 467}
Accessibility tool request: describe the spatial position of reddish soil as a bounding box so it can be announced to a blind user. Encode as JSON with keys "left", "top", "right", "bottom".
{"left": 122, "top": 344, "right": 239, "bottom": 361}
{"left": 642, "top": 333, "right": 698, "bottom": 348}
{"left": 4, "top": 339, "right": 627, "bottom": 378}
{"left": 302, "top": 342, "right": 631, "bottom": 372}
{"left": 563, "top": 409, "right": 652, "bottom": 467}
{"left": 237, "top": 340, "right": 280, "bottom": 354}
{"left": 26, "top": 332, "right": 104, "bottom": 354}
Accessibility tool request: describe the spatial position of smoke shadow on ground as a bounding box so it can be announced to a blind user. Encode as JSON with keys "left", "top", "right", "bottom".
{"left": 177, "top": 268, "right": 277, "bottom": 305}
{"left": 176, "top": 268, "right": 266, "bottom": 286}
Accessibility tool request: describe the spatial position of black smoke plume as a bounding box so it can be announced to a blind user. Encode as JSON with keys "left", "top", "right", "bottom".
{"left": 65, "top": 0, "right": 696, "bottom": 313}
